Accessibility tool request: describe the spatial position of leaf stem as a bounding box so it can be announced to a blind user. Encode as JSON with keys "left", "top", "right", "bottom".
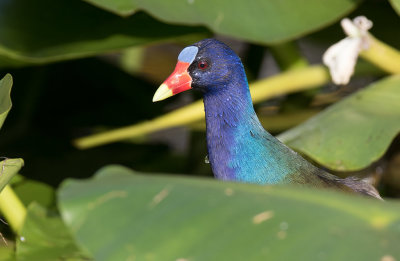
{"left": 190, "top": 109, "right": 320, "bottom": 132}
{"left": 74, "top": 65, "right": 329, "bottom": 149}
{"left": 360, "top": 34, "right": 400, "bottom": 74}
{"left": 269, "top": 41, "right": 308, "bottom": 71}
{"left": 0, "top": 185, "right": 26, "bottom": 234}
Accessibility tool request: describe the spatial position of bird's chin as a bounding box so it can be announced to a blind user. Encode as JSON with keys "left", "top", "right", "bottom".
{"left": 191, "top": 85, "right": 206, "bottom": 93}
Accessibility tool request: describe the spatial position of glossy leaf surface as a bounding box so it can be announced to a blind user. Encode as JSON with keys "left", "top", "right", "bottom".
{"left": 279, "top": 75, "right": 400, "bottom": 171}
{"left": 0, "top": 0, "right": 205, "bottom": 67}
{"left": 83, "top": 0, "right": 360, "bottom": 43}
{"left": 59, "top": 165, "right": 400, "bottom": 261}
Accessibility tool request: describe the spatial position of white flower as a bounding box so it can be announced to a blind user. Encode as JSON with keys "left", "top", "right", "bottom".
{"left": 323, "top": 16, "right": 373, "bottom": 85}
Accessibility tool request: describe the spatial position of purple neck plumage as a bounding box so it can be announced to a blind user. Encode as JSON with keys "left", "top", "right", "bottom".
{"left": 203, "top": 66, "right": 266, "bottom": 181}
{"left": 202, "top": 59, "right": 300, "bottom": 184}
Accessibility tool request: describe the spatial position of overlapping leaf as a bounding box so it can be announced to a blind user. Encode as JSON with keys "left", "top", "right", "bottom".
{"left": 0, "top": 0, "right": 206, "bottom": 67}
{"left": 279, "top": 75, "right": 400, "bottom": 171}
{"left": 16, "top": 203, "right": 90, "bottom": 261}
{"left": 13, "top": 179, "right": 55, "bottom": 208}
{"left": 0, "top": 159, "right": 24, "bottom": 194}
{"left": 58, "top": 165, "right": 400, "bottom": 261}
{"left": 83, "top": 0, "right": 360, "bottom": 44}
{"left": 0, "top": 74, "right": 23, "bottom": 192}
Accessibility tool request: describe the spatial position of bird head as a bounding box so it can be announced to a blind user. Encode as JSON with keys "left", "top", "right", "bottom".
{"left": 152, "top": 39, "right": 243, "bottom": 102}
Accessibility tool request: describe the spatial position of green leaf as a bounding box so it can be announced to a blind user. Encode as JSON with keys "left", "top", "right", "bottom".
{"left": 83, "top": 0, "right": 360, "bottom": 44}
{"left": 58, "top": 165, "right": 400, "bottom": 261}
{"left": 278, "top": 75, "right": 400, "bottom": 171}
{"left": 0, "top": 74, "right": 13, "bottom": 130}
{"left": 0, "top": 0, "right": 206, "bottom": 67}
{"left": 389, "top": 0, "right": 400, "bottom": 16}
{"left": 0, "top": 159, "right": 24, "bottom": 193}
{"left": 13, "top": 179, "right": 55, "bottom": 209}
{"left": 0, "top": 244, "right": 15, "bottom": 261}
{"left": 16, "top": 203, "right": 90, "bottom": 261}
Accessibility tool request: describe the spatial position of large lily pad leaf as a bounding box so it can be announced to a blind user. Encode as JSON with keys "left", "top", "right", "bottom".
{"left": 58, "top": 165, "right": 400, "bottom": 261}
{"left": 0, "top": 0, "right": 206, "bottom": 67}
{"left": 83, "top": 0, "right": 360, "bottom": 44}
{"left": 16, "top": 203, "right": 90, "bottom": 261}
{"left": 278, "top": 75, "right": 400, "bottom": 171}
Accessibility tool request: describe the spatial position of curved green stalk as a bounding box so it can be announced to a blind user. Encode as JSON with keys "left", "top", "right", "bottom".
{"left": 190, "top": 109, "right": 320, "bottom": 132}
{"left": 360, "top": 34, "right": 400, "bottom": 74}
{"left": 269, "top": 41, "right": 308, "bottom": 71}
{"left": 0, "top": 185, "right": 26, "bottom": 234}
{"left": 73, "top": 34, "right": 400, "bottom": 150}
{"left": 74, "top": 65, "right": 329, "bottom": 149}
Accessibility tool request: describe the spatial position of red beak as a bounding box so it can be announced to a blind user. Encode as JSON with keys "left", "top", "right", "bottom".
{"left": 152, "top": 61, "right": 192, "bottom": 102}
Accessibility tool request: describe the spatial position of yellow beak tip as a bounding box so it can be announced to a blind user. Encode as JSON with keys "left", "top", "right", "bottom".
{"left": 152, "top": 84, "right": 173, "bottom": 102}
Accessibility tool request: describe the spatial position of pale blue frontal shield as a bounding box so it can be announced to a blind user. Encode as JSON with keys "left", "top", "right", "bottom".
{"left": 178, "top": 46, "right": 198, "bottom": 64}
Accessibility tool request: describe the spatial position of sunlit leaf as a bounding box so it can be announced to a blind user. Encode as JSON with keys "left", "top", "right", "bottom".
{"left": 58, "top": 165, "right": 400, "bottom": 261}
{"left": 83, "top": 0, "right": 361, "bottom": 44}
{"left": 278, "top": 75, "right": 400, "bottom": 171}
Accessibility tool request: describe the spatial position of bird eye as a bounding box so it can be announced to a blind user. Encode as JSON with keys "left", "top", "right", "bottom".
{"left": 198, "top": 60, "right": 209, "bottom": 70}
